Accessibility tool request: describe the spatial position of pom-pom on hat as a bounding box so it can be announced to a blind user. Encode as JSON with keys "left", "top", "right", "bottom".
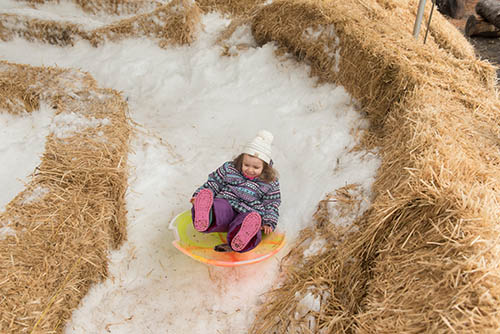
{"left": 242, "top": 130, "right": 273, "bottom": 164}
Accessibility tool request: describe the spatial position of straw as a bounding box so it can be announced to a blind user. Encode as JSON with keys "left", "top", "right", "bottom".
{"left": 3, "top": 0, "right": 500, "bottom": 333}
{"left": 249, "top": 0, "right": 500, "bottom": 333}
{"left": 0, "top": 61, "right": 131, "bottom": 333}
{"left": 0, "top": 0, "right": 202, "bottom": 48}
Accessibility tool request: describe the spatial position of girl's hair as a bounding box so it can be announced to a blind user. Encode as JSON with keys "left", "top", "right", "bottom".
{"left": 233, "top": 153, "right": 278, "bottom": 183}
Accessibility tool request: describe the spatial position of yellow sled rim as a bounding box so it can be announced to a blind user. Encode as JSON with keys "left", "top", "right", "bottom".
{"left": 170, "top": 210, "right": 286, "bottom": 267}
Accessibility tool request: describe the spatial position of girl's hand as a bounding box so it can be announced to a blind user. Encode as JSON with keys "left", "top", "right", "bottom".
{"left": 190, "top": 197, "right": 195, "bottom": 204}
{"left": 262, "top": 225, "right": 273, "bottom": 235}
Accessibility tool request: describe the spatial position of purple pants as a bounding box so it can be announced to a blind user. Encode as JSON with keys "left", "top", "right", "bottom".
{"left": 191, "top": 198, "right": 262, "bottom": 253}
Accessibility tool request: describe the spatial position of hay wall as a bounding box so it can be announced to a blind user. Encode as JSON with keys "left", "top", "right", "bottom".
{"left": 73, "top": 0, "right": 160, "bottom": 15}
{"left": 0, "top": 61, "right": 131, "bottom": 333}
{"left": 1, "top": 0, "right": 201, "bottom": 48}
{"left": 14, "top": 0, "right": 161, "bottom": 15}
{"left": 250, "top": 0, "right": 500, "bottom": 333}
{"left": 89, "top": 0, "right": 202, "bottom": 47}
{"left": 195, "top": 0, "right": 266, "bottom": 17}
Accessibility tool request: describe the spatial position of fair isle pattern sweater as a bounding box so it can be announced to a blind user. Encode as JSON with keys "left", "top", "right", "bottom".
{"left": 193, "top": 161, "right": 281, "bottom": 230}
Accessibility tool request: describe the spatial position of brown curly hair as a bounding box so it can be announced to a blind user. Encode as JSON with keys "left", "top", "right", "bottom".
{"left": 233, "top": 153, "right": 278, "bottom": 183}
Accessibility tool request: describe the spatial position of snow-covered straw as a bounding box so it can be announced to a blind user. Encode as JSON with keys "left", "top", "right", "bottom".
{"left": 50, "top": 112, "right": 110, "bottom": 139}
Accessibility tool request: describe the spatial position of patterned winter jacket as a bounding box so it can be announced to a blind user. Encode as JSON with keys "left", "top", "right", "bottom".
{"left": 193, "top": 161, "right": 281, "bottom": 230}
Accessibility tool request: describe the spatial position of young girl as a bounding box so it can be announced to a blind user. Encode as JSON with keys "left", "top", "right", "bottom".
{"left": 190, "top": 130, "right": 281, "bottom": 253}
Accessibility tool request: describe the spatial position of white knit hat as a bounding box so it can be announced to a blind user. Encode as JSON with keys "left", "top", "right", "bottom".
{"left": 242, "top": 130, "right": 274, "bottom": 164}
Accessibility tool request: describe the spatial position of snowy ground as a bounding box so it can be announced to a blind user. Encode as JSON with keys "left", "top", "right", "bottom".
{"left": 0, "top": 2, "right": 380, "bottom": 333}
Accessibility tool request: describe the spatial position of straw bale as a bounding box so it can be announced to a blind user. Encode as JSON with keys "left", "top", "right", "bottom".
{"left": 88, "top": 0, "right": 202, "bottom": 47}
{"left": 1, "top": 0, "right": 201, "bottom": 48}
{"left": 74, "top": 0, "right": 161, "bottom": 15}
{"left": 251, "top": 185, "right": 372, "bottom": 334}
{"left": 249, "top": 0, "right": 500, "bottom": 333}
{"left": 0, "top": 61, "right": 49, "bottom": 113}
{"left": 0, "top": 61, "right": 130, "bottom": 333}
{"left": 14, "top": 0, "right": 162, "bottom": 15}
{"left": 251, "top": 0, "right": 497, "bottom": 123}
{"left": 352, "top": 91, "right": 500, "bottom": 333}
{"left": 0, "top": 13, "right": 86, "bottom": 46}
{"left": 195, "top": 0, "right": 266, "bottom": 17}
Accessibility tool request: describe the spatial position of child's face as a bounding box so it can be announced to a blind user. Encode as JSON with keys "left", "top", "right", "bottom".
{"left": 242, "top": 154, "right": 264, "bottom": 178}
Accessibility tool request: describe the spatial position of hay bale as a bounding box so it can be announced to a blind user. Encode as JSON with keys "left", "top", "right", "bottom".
{"left": 0, "top": 61, "right": 46, "bottom": 113}
{"left": 0, "top": 0, "right": 202, "bottom": 48}
{"left": 251, "top": 0, "right": 497, "bottom": 122}
{"left": 195, "top": 0, "right": 266, "bottom": 17}
{"left": 74, "top": 0, "right": 161, "bottom": 15}
{"left": 249, "top": 0, "right": 500, "bottom": 333}
{"left": 0, "top": 61, "right": 130, "bottom": 334}
{"left": 251, "top": 185, "right": 373, "bottom": 334}
{"left": 89, "top": 0, "right": 202, "bottom": 47}
{"left": 0, "top": 13, "right": 86, "bottom": 46}
{"left": 353, "top": 90, "right": 500, "bottom": 333}
{"left": 13, "top": 0, "right": 162, "bottom": 15}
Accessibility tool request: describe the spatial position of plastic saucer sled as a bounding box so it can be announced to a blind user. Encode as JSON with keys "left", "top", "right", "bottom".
{"left": 169, "top": 210, "right": 286, "bottom": 267}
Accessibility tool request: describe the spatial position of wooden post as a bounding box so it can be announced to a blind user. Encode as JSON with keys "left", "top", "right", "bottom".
{"left": 476, "top": 0, "right": 500, "bottom": 30}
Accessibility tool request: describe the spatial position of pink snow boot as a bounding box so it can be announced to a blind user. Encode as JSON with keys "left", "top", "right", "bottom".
{"left": 193, "top": 189, "right": 214, "bottom": 232}
{"left": 231, "top": 212, "right": 261, "bottom": 252}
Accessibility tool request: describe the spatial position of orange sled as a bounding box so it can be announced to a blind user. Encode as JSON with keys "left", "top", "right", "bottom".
{"left": 169, "top": 210, "right": 286, "bottom": 267}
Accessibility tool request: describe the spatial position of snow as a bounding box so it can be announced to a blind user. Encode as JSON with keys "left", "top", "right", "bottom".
{"left": 0, "top": 4, "right": 380, "bottom": 334}
{"left": 0, "top": 101, "right": 54, "bottom": 211}
{"left": 294, "top": 287, "right": 330, "bottom": 333}
{"left": 0, "top": 0, "right": 155, "bottom": 29}
{"left": 302, "top": 24, "right": 341, "bottom": 72}
{"left": 50, "top": 112, "right": 110, "bottom": 139}
{"left": 303, "top": 236, "right": 327, "bottom": 258}
{"left": 20, "top": 185, "right": 50, "bottom": 205}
